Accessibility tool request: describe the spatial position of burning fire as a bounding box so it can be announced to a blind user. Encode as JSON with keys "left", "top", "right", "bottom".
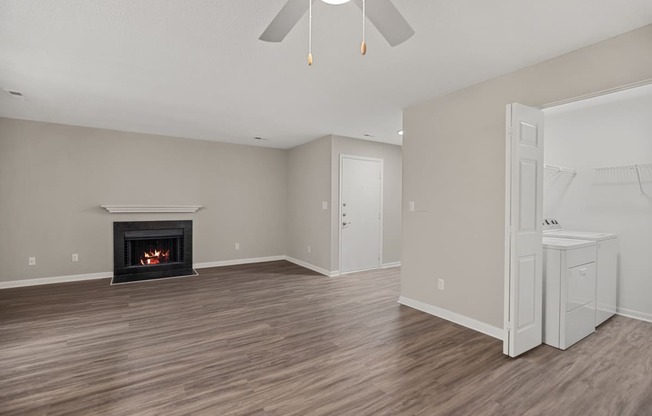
{"left": 140, "top": 249, "right": 170, "bottom": 265}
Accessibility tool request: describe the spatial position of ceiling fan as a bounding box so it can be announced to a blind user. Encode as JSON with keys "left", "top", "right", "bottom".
{"left": 259, "top": 0, "right": 415, "bottom": 58}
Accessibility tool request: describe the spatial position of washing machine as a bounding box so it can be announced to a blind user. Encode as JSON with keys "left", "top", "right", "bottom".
{"left": 543, "top": 237, "right": 597, "bottom": 350}
{"left": 543, "top": 218, "right": 618, "bottom": 326}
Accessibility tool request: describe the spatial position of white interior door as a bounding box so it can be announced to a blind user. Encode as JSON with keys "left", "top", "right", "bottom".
{"left": 340, "top": 155, "right": 383, "bottom": 274}
{"left": 504, "top": 103, "right": 545, "bottom": 357}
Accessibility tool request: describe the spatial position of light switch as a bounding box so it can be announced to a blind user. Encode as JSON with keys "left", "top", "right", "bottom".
{"left": 322, "top": 201, "right": 328, "bottom": 210}
{"left": 409, "top": 201, "right": 415, "bottom": 212}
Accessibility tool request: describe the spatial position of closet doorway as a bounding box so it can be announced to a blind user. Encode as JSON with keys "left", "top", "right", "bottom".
{"left": 542, "top": 83, "right": 652, "bottom": 324}
{"left": 504, "top": 81, "right": 652, "bottom": 358}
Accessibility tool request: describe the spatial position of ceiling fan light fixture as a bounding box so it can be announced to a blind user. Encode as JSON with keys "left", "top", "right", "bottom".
{"left": 360, "top": 0, "right": 366, "bottom": 55}
{"left": 308, "top": 0, "right": 313, "bottom": 66}
{"left": 321, "top": 0, "right": 351, "bottom": 4}
{"left": 259, "top": 0, "right": 414, "bottom": 63}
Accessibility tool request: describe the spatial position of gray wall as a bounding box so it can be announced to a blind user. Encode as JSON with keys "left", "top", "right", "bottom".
{"left": 286, "top": 134, "right": 402, "bottom": 274}
{"left": 0, "top": 118, "right": 287, "bottom": 282}
{"left": 285, "top": 136, "right": 333, "bottom": 271}
{"left": 402, "top": 25, "right": 652, "bottom": 329}
{"left": 0, "top": 121, "right": 402, "bottom": 282}
{"left": 330, "top": 135, "right": 402, "bottom": 272}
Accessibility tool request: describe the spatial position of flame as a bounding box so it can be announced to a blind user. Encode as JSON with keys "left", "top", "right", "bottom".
{"left": 140, "top": 249, "right": 170, "bottom": 266}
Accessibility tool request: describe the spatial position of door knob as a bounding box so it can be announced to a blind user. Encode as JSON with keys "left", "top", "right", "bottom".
{"left": 342, "top": 222, "right": 351, "bottom": 228}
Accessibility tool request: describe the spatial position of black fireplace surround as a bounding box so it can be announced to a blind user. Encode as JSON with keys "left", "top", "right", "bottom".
{"left": 113, "top": 220, "right": 194, "bottom": 283}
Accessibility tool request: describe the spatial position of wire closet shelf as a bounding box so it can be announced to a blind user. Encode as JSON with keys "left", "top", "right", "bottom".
{"left": 544, "top": 163, "right": 652, "bottom": 196}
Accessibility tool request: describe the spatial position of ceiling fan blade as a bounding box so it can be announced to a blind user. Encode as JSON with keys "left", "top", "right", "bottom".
{"left": 259, "top": 0, "right": 311, "bottom": 42}
{"left": 352, "top": 0, "right": 414, "bottom": 47}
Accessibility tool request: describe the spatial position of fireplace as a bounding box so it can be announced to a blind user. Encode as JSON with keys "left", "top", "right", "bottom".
{"left": 112, "top": 220, "right": 194, "bottom": 283}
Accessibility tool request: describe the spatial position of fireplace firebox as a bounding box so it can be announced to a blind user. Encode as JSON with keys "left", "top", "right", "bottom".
{"left": 113, "top": 220, "right": 194, "bottom": 283}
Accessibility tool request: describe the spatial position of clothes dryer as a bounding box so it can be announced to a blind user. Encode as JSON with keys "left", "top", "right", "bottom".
{"left": 543, "top": 237, "right": 597, "bottom": 350}
{"left": 543, "top": 218, "right": 617, "bottom": 326}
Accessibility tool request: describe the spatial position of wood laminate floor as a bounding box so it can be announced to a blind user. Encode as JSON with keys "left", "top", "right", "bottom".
{"left": 1, "top": 261, "right": 651, "bottom": 415}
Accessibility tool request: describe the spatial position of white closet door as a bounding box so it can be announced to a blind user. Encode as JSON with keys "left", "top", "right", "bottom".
{"left": 504, "top": 103, "right": 545, "bottom": 357}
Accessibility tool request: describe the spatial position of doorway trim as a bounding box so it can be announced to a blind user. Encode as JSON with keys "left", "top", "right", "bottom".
{"left": 338, "top": 154, "right": 384, "bottom": 275}
{"left": 538, "top": 79, "right": 652, "bottom": 109}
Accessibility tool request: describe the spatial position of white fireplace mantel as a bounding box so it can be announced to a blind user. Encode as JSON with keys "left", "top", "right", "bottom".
{"left": 101, "top": 205, "right": 203, "bottom": 214}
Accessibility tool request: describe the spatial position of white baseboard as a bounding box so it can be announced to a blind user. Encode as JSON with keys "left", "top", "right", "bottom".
{"left": 398, "top": 295, "right": 503, "bottom": 340}
{"left": 340, "top": 266, "right": 380, "bottom": 275}
{"left": 0, "top": 256, "right": 287, "bottom": 289}
{"left": 0, "top": 271, "right": 113, "bottom": 289}
{"left": 0, "top": 254, "right": 366, "bottom": 289}
{"left": 193, "top": 255, "right": 285, "bottom": 269}
{"left": 284, "top": 256, "right": 337, "bottom": 277}
{"left": 335, "top": 262, "right": 401, "bottom": 276}
{"left": 617, "top": 307, "right": 652, "bottom": 324}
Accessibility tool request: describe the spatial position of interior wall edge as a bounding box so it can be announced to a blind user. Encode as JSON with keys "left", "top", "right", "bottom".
{"left": 398, "top": 295, "right": 504, "bottom": 340}
{"left": 616, "top": 308, "right": 652, "bottom": 325}
{"left": 285, "top": 256, "right": 337, "bottom": 277}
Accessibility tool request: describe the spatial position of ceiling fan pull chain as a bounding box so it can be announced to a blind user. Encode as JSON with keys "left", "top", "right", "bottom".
{"left": 308, "top": 0, "right": 313, "bottom": 65}
{"left": 360, "top": 0, "right": 367, "bottom": 55}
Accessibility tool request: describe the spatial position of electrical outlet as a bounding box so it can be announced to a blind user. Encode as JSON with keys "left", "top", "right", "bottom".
{"left": 72, "top": 253, "right": 79, "bottom": 262}
{"left": 235, "top": 243, "right": 240, "bottom": 250}
{"left": 438, "top": 278, "right": 445, "bottom": 291}
{"left": 307, "top": 245, "right": 311, "bottom": 253}
{"left": 28, "top": 257, "right": 36, "bottom": 266}
{"left": 409, "top": 201, "right": 415, "bottom": 212}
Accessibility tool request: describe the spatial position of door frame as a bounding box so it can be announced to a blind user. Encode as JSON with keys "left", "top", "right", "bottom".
{"left": 338, "top": 154, "right": 384, "bottom": 275}
{"left": 504, "top": 108, "right": 513, "bottom": 355}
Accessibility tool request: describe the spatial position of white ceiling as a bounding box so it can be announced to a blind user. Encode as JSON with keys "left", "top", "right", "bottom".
{"left": 1, "top": 1, "right": 651, "bottom": 149}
